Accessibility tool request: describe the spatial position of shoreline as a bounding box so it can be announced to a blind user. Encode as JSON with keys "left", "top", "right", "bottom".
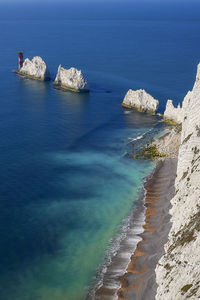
{"left": 86, "top": 165, "right": 156, "bottom": 300}
{"left": 117, "top": 158, "right": 177, "bottom": 300}
{"left": 86, "top": 125, "right": 180, "bottom": 300}
{"left": 89, "top": 158, "right": 177, "bottom": 300}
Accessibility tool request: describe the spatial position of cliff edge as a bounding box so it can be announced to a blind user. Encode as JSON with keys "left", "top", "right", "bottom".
{"left": 155, "top": 64, "right": 200, "bottom": 299}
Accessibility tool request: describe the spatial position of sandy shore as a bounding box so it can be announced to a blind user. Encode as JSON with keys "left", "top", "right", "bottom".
{"left": 87, "top": 192, "right": 147, "bottom": 300}
{"left": 117, "top": 158, "right": 177, "bottom": 300}
{"left": 88, "top": 157, "right": 177, "bottom": 300}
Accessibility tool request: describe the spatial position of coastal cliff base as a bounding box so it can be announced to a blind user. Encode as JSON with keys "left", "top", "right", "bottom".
{"left": 117, "top": 158, "right": 177, "bottom": 300}
{"left": 133, "top": 126, "right": 181, "bottom": 160}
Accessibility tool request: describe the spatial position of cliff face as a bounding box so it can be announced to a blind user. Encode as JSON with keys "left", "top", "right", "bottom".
{"left": 156, "top": 64, "right": 200, "bottom": 299}
{"left": 122, "top": 89, "right": 159, "bottom": 113}
{"left": 19, "top": 56, "right": 50, "bottom": 81}
{"left": 54, "top": 65, "right": 89, "bottom": 92}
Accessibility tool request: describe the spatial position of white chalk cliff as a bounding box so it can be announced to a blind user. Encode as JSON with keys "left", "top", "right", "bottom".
{"left": 164, "top": 90, "right": 191, "bottom": 124}
{"left": 156, "top": 64, "right": 200, "bottom": 299}
{"left": 54, "top": 65, "right": 89, "bottom": 92}
{"left": 19, "top": 56, "right": 50, "bottom": 81}
{"left": 164, "top": 100, "right": 184, "bottom": 124}
{"left": 122, "top": 89, "right": 159, "bottom": 113}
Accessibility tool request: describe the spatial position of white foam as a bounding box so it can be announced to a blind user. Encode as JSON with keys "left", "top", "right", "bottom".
{"left": 127, "top": 135, "right": 143, "bottom": 143}
{"left": 124, "top": 110, "right": 131, "bottom": 114}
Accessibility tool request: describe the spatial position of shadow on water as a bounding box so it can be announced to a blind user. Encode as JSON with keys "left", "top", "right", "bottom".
{"left": 17, "top": 75, "right": 50, "bottom": 95}
{"left": 54, "top": 87, "right": 90, "bottom": 111}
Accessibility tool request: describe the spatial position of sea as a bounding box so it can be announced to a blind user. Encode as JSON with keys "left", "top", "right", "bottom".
{"left": 0, "top": 1, "right": 200, "bottom": 299}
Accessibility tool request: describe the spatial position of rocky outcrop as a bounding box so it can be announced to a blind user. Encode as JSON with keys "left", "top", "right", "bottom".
{"left": 164, "top": 100, "right": 184, "bottom": 124}
{"left": 132, "top": 126, "right": 181, "bottom": 160}
{"left": 122, "top": 89, "right": 159, "bottom": 113}
{"left": 153, "top": 126, "right": 182, "bottom": 158}
{"left": 164, "top": 88, "right": 192, "bottom": 125}
{"left": 155, "top": 63, "right": 200, "bottom": 299}
{"left": 19, "top": 56, "right": 50, "bottom": 81}
{"left": 54, "top": 65, "right": 89, "bottom": 92}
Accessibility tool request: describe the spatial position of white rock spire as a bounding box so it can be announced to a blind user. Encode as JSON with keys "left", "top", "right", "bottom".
{"left": 54, "top": 65, "right": 89, "bottom": 92}
{"left": 164, "top": 100, "right": 184, "bottom": 124}
{"left": 19, "top": 56, "right": 50, "bottom": 81}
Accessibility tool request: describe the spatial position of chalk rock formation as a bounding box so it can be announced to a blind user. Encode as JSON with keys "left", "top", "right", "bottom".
{"left": 153, "top": 127, "right": 181, "bottom": 158}
{"left": 54, "top": 65, "right": 89, "bottom": 92}
{"left": 122, "top": 89, "right": 159, "bottom": 113}
{"left": 164, "top": 88, "right": 192, "bottom": 124}
{"left": 156, "top": 63, "right": 200, "bottom": 299}
{"left": 164, "top": 100, "right": 184, "bottom": 124}
{"left": 19, "top": 56, "right": 50, "bottom": 81}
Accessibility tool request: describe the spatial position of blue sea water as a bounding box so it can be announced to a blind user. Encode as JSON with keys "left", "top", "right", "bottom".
{"left": 0, "top": 1, "right": 200, "bottom": 299}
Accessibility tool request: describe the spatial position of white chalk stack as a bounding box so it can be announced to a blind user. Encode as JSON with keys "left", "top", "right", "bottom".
{"left": 19, "top": 56, "right": 50, "bottom": 81}
{"left": 122, "top": 89, "right": 159, "bottom": 113}
{"left": 54, "top": 65, "right": 89, "bottom": 92}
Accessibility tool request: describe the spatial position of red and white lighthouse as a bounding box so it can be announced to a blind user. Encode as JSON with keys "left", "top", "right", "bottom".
{"left": 18, "top": 52, "right": 23, "bottom": 70}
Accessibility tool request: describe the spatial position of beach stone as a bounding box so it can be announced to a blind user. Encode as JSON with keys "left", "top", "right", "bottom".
{"left": 155, "top": 63, "right": 200, "bottom": 299}
{"left": 54, "top": 65, "right": 89, "bottom": 92}
{"left": 19, "top": 56, "right": 50, "bottom": 81}
{"left": 122, "top": 89, "right": 159, "bottom": 113}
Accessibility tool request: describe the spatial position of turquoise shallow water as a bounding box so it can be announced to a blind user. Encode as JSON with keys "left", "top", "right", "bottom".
{"left": 1, "top": 1, "right": 200, "bottom": 299}
{"left": 0, "top": 84, "right": 157, "bottom": 299}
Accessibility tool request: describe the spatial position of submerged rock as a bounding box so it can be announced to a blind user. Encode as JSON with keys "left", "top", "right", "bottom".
{"left": 54, "top": 65, "right": 89, "bottom": 92}
{"left": 19, "top": 56, "right": 50, "bottom": 81}
{"left": 122, "top": 89, "right": 159, "bottom": 113}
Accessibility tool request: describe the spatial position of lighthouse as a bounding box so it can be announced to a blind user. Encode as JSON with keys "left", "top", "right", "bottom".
{"left": 18, "top": 52, "right": 23, "bottom": 70}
